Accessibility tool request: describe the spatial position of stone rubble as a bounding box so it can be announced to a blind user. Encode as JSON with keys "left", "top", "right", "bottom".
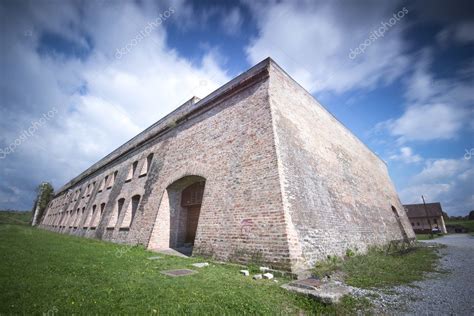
{"left": 253, "top": 274, "right": 263, "bottom": 280}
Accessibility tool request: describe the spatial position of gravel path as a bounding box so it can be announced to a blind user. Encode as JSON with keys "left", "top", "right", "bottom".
{"left": 354, "top": 234, "right": 474, "bottom": 315}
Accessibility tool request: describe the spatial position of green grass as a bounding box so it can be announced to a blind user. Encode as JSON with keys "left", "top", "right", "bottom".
{"left": 446, "top": 220, "right": 474, "bottom": 232}
{"left": 0, "top": 211, "right": 31, "bottom": 225}
{"left": 313, "top": 245, "right": 440, "bottom": 289}
{"left": 0, "top": 224, "right": 370, "bottom": 315}
{"left": 341, "top": 247, "right": 440, "bottom": 289}
{"left": 416, "top": 234, "right": 442, "bottom": 241}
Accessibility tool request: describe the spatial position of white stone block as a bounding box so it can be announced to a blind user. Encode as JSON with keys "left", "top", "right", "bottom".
{"left": 253, "top": 274, "right": 263, "bottom": 280}
{"left": 263, "top": 273, "right": 274, "bottom": 279}
{"left": 240, "top": 270, "right": 249, "bottom": 276}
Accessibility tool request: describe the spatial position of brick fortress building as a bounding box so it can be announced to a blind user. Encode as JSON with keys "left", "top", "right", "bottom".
{"left": 39, "top": 58, "right": 415, "bottom": 272}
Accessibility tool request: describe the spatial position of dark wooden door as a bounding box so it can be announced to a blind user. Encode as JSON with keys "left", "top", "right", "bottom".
{"left": 185, "top": 205, "right": 201, "bottom": 244}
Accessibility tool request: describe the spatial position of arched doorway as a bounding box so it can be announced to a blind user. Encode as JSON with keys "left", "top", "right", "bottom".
{"left": 148, "top": 175, "right": 206, "bottom": 256}
{"left": 180, "top": 181, "right": 205, "bottom": 246}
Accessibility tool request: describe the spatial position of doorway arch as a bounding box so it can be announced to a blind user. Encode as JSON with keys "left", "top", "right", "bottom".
{"left": 149, "top": 175, "right": 206, "bottom": 256}
{"left": 180, "top": 181, "right": 205, "bottom": 246}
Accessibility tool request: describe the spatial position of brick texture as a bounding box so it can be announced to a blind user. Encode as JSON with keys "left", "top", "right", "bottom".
{"left": 39, "top": 58, "right": 415, "bottom": 272}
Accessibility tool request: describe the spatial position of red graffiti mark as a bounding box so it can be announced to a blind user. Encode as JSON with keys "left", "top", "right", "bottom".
{"left": 240, "top": 218, "right": 255, "bottom": 237}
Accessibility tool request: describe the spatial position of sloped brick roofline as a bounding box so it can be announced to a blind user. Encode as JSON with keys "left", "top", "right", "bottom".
{"left": 57, "top": 58, "right": 274, "bottom": 194}
{"left": 404, "top": 202, "right": 443, "bottom": 218}
{"left": 57, "top": 56, "right": 386, "bottom": 195}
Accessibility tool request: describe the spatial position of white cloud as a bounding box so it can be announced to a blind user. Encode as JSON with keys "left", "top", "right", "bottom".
{"left": 372, "top": 48, "right": 473, "bottom": 215}
{"left": 221, "top": 7, "right": 243, "bottom": 35}
{"left": 0, "top": 0, "right": 230, "bottom": 209}
{"left": 404, "top": 50, "right": 474, "bottom": 105}
{"left": 415, "top": 159, "right": 469, "bottom": 183}
{"left": 400, "top": 183, "right": 452, "bottom": 204}
{"left": 399, "top": 158, "right": 474, "bottom": 215}
{"left": 437, "top": 21, "right": 474, "bottom": 46}
{"left": 244, "top": 0, "right": 410, "bottom": 94}
{"left": 377, "top": 50, "right": 473, "bottom": 143}
{"left": 387, "top": 103, "right": 466, "bottom": 142}
{"left": 389, "top": 146, "right": 422, "bottom": 164}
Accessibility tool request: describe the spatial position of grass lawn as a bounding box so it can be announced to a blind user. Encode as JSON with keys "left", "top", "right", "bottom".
{"left": 445, "top": 220, "right": 474, "bottom": 232}
{"left": 0, "top": 223, "right": 368, "bottom": 315}
{"left": 1, "top": 210, "right": 442, "bottom": 314}
{"left": 342, "top": 247, "right": 440, "bottom": 288}
{"left": 314, "top": 246, "right": 440, "bottom": 289}
{"left": 0, "top": 210, "right": 31, "bottom": 225}
{"left": 416, "top": 234, "right": 442, "bottom": 241}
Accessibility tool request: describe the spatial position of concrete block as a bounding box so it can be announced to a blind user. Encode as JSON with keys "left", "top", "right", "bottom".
{"left": 253, "top": 274, "right": 263, "bottom": 280}
{"left": 281, "top": 282, "right": 350, "bottom": 304}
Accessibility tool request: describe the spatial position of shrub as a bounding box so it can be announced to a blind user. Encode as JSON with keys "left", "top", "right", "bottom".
{"left": 313, "top": 255, "right": 343, "bottom": 278}
{"left": 345, "top": 248, "right": 356, "bottom": 258}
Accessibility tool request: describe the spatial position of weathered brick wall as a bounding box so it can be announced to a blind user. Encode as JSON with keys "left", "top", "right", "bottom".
{"left": 40, "top": 61, "right": 294, "bottom": 270}
{"left": 40, "top": 58, "right": 414, "bottom": 272}
{"left": 267, "top": 62, "right": 415, "bottom": 270}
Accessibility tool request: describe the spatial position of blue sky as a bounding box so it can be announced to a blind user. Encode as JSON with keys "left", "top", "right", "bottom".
{"left": 0, "top": 0, "right": 473, "bottom": 216}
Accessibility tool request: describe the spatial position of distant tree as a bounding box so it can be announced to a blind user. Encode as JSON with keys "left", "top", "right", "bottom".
{"left": 469, "top": 211, "right": 474, "bottom": 221}
{"left": 453, "top": 215, "right": 470, "bottom": 220}
{"left": 31, "top": 182, "right": 54, "bottom": 226}
{"left": 442, "top": 211, "right": 449, "bottom": 221}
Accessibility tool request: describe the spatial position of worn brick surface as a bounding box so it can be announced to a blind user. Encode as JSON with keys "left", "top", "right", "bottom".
{"left": 39, "top": 58, "right": 415, "bottom": 272}
{"left": 267, "top": 62, "right": 415, "bottom": 271}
